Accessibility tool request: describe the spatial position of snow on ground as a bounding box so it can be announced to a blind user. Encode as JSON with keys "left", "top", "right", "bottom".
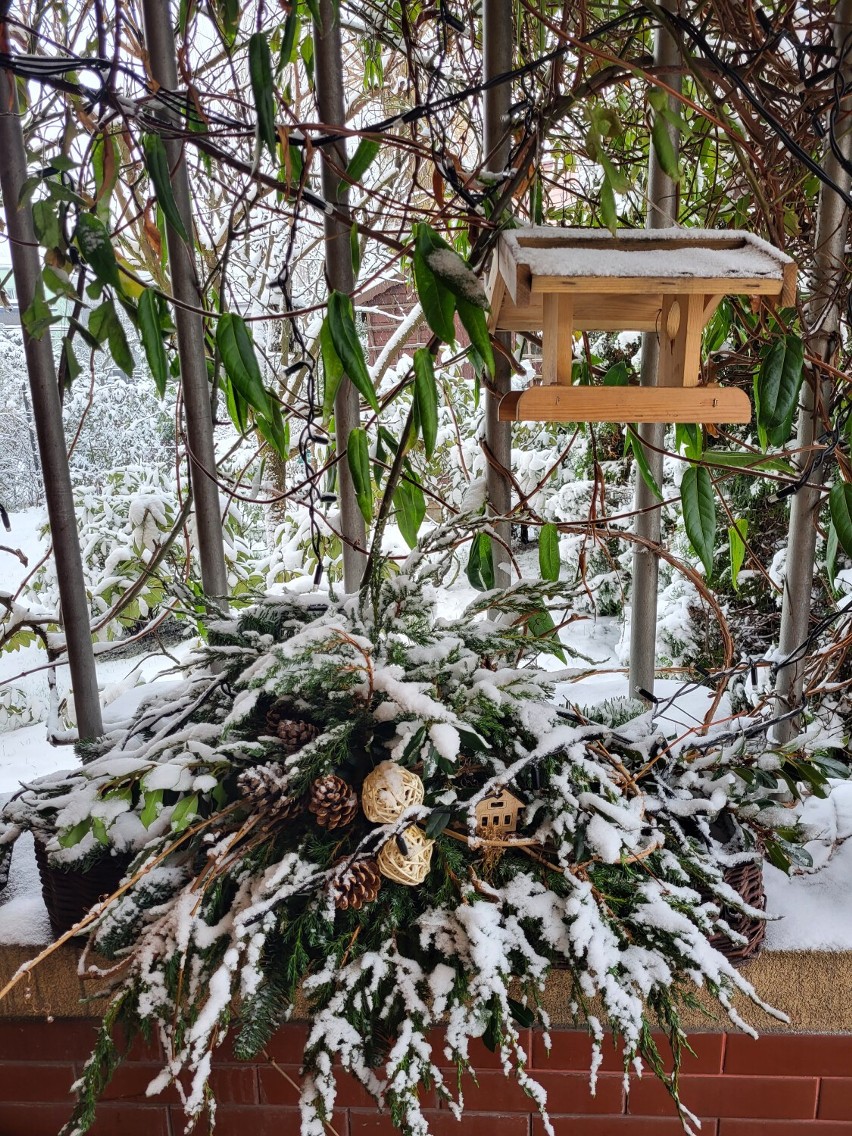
{"left": 0, "top": 512, "right": 849, "bottom": 951}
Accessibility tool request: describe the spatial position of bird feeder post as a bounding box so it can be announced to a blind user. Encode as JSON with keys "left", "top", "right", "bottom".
{"left": 541, "top": 294, "right": 573, "bottom": 386}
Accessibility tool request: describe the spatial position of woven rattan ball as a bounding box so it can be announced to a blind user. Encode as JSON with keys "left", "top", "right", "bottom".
{"left": 376, "top": 826, "right": 434, "bottom": 886}
{"left": 361, "top": 761, "right": 424, "bottom": 824}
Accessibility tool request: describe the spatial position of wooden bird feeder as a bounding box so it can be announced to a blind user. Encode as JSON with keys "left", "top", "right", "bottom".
{"left": 475, "top": 788, "right": 525, "bottom": 836}
{"left": 488, "top": 228, "right": 796, "bottom": 424}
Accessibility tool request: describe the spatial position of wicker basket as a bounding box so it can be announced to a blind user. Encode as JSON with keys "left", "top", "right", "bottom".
{"left": 707, "top": 857, "right": 766, "bottom": 968}
{"left": 34, "top": 838, "right": 131, "bottom": 939}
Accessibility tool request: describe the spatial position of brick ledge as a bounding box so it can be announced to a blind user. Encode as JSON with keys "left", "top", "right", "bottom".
{"left": 1, "top": 943, "right": 850, "bottom": 1031}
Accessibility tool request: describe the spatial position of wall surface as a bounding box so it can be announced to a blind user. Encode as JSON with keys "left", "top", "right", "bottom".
{"left": 2, "top": 1019, "right": 852, "bottom": 1136}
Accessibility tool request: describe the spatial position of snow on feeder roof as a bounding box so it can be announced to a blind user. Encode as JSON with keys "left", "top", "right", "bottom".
{"left": 488, "top": 227, "right": 796, "bottom": 425}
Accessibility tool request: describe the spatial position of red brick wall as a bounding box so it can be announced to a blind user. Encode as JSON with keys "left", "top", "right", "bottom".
{"left": 2, "top": 1020, "right": 852, "bottom": 1135}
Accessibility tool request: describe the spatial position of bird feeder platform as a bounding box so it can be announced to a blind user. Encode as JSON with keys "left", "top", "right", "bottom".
{"left": 488, "top": 228, "right": 796, "bottom": 424}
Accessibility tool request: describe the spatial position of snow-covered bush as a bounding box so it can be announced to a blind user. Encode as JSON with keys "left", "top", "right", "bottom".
{"left": 3, "top": 527, "right": 839, "bottom": 1136}
{"left": 15, "top": 467, "right": 264, "bottom": 644}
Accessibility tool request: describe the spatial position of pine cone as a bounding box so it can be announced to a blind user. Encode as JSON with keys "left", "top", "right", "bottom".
{"left": 275, "top": 718, "right": 320, "bottom": 754}
{"left": 332, "top": 858, "right": 381, "bottom": 911}
{"left": 309, "top": 774, "right": 358, "bottom": 830}
{"left": 264, "top": 698, "right": 291, "bottom": 734}
{"left": 238, "top": 763, "right": 305, "bottom": 820}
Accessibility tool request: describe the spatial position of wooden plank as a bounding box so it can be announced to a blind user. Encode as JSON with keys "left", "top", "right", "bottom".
{"left": 530, "top": 275, "right": 784, "bottom": 296}
{"left": 498, "top": 385, "right": 752, "bottom": 424}
{"left": 703, "top": 294, "right": 724, "bottom": 322}
{"left": 498, "top": 237, "right": 531, "bottom": 307}
{"left": 494, "top": 294, "right": 662, "bottom": 333}
{"left": 658, "top": 293, "right": 705, "bottom": 387}
{"left": 781, "top": 259, "right": 798, "bottom": 307}
{"left": 541, "top": 294, "right": 573, "bottom": 385}
{"left": 486, "top": 258, "right": 506, "bottom": 333}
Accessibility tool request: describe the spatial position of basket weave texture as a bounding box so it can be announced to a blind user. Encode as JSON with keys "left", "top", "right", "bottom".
{"left": 707, "top": 858, "right": 766, "bottom": 968}
{"left": 34, "top": 839, "right": 130, "bottom": 939}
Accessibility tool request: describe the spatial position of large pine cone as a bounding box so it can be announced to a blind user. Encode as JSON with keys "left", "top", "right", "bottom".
{"left": 276, "top": 718, "right": 320, "bottom": 754}
{"left": 264, "top": 698, "right": 291, "bottom": 734}
{"left": 332, "top": 858, "right": 381, "bottom": 911}
{"left": 309, "top": 774, "right": 358, "bottom": 830}
{"left": 238, "top": 763, "right": 305, "bottom": 820}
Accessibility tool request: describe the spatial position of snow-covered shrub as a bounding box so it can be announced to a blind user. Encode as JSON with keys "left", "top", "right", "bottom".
{"left": 16, "top": 466, "right": 263, "bottom": 643}
{"left": 3, "top": 525, "right": 837, "bottom": 1136}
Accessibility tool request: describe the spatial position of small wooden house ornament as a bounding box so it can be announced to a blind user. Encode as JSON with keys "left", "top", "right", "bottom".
{"left": 475, "top": 788, "right": 525, "bottom": 837}
{"left": 487, "top": 228, "right": 796, "bottom": 425}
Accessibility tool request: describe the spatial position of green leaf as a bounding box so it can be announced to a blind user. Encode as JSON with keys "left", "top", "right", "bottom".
{"left": 21, "top": 287, "right": 57, "bottom": 339}
{"left": 346, "top": 426, "right": 373, "bottom": 524}
{"left": 538, "top": 523, "right": 560, "bottom": 582}
{"left": 413, "top": 348, "right": 439, "bottom": 458}
{"left": 754, "top": 335, "right": 803, "bottom": 445}
{"left": 827, "top": 519, "right": 839, "bottom": 593}
{"left": 92, "top": 817, "right": 110, "bottom": 846}
{"left": 456, "top": 295, "right": 495, "bottom": 378}
{"left": 508, "top": 998, "right": 536, "bottom": 1029}
{"left": 279, "top": 8, "right": 299, "bottom": 67}
{"left": 627, "top": 427, "right": 663, "bottom": 502}
{"left": 105, "top": 304, "right": 134, "bottom": 375}
{"left": 394, "top": 475, "right": 426, "bottom": 548}
{"left": 600, "top": 171, "right": 617, "bottom": 234}
{"left": 526, "top": 608, "right": 567, "bottom": 663}
{"left": 142, "top": 132, "right": 190, "bottom": 243}
{"left": 217, "top": 313, "right": 273, "bottom": 419}
{"left": 327, "top": 291, "right": 378, "bottom": 412}
{"left": 700, "top": 450, "right": 795, "bottom": 475}
{"left": 651, "top": 115, "right": 680, "bottom": 181}
{"left": 321, "top": 316, "right": 345, "bottom": 418}
{"left": 681, "top": 465, "right": 717, "bottom": 577}
{"left": 249, "top": 33, "right": 278, "bottom": 157}
{"left": 140, "top": 789, "right": 164, "bottom": 829}
{"left": 413, "top": 223, "right": 456, "bottom": 343}
{"left": 75, "top": 212, "right": 121, "bottom": 288}
{"left": 350, "top": 223, "right": 361, "bottom": 279}
{"left": 676, "top": 422, "right": 703, "bottom": 461}
{"left": 424, "top": 806, "right": 453, "bottom": 839}
{"left": 32, "top": 198, "right": 61, "bottom": 249}
{"left": 602, "top": 361, "right": 629, "bottom": 386}
{"left": 466, "top": 531, "right": 494, "bottom": 591}
{"left": 728, "top": 518, "right": 748, "bottom": 592}
{"left": 829, "top": 481, "right": 852, "bottom": 558}
{"left": 343, "top": 137, "right": 380, "bottom": 189}
{"left": 170, "top": 793, "right": 199, "bottom": 833}
{"left": 58, "top": 818, "right": 93, "bottom": 848}
{"left": 138, "top": 288, "right": 169, "bottom": 396}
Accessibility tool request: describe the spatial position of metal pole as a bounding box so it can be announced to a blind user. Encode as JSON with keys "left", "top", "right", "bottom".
{"left": 628, "top": 0, "right": 681, "bottom": 699}
{"left": 773, "top": 0, "right": 852, "bottom": 742}
{"left": 141, "top": 0, "right": 229, "bottom": 603}
{"left": 483, "top": 0, "right": 513, "bottom": 588}
{"left": 0, "top": 53, "right": 103, "bottom": 739}
{"left": 313, "top": 0, "right": 367, "bottom": 594}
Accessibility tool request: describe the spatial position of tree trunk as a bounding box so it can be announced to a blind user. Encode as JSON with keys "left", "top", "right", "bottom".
{"left": 628, "top": 0, "right": 681, "bottom": 699}
{"left": 0, "top": 46, "right": 103, "bottom": 739}
{"left": 140, "top": 0, "right": 230, "bottom": 605}
{"left": 313, "top": 0, "right": 367, "bottom": 593}
{"left": 483, "top": 0, "right": 513, "bottom": 588}
{"left": 773, "top": 0, "right": 852, "bottom": 742}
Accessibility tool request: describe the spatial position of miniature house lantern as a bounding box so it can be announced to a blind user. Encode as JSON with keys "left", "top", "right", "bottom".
{"left": 488, "top": 228, "right": 796, "bottom": 424}
{"left": 475, "top": 788, "right": 525, "bottom": 837}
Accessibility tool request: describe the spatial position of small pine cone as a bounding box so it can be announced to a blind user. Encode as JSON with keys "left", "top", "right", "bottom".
{"left": 309, "top": 774, "right": 358, "bottom": 830}
{"left": 238, "top": 763, "right": 305, "bottom": 819}
{"left": 264, "top": 698, "right": 291, "bottom": 735}
{"left": 275, "top": 718, "right": 320, "bottom": 754}
{"left": 332, "top": 858, "right": 381, "bottom": 911}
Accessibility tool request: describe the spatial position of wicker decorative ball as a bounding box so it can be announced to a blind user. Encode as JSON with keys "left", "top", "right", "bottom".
{"left": 362, "top": 761, "right": 424, "bottom": 824}
{"left": 376, "top": 826, "right": 434, "bottom": 886}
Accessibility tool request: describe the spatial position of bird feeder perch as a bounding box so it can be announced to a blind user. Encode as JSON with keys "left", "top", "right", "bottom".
{"left": 488, "top": 228, "right": 796, "bottom": 424}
